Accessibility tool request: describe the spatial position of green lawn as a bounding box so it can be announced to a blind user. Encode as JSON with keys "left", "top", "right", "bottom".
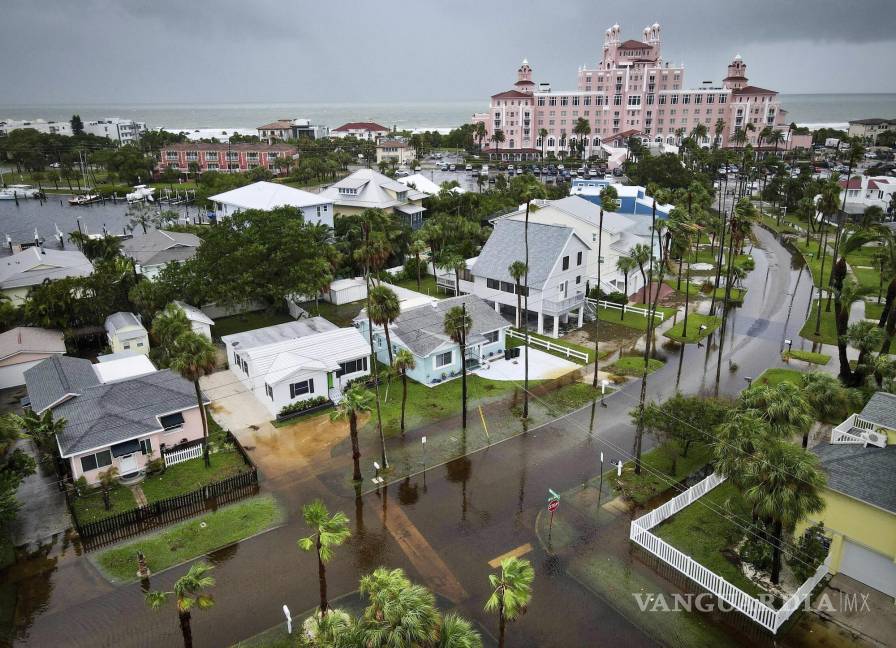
{"left": 791, "top": 239, "right": 834, "bottom": 288}
{"left": 211, "top": 311, "right": 295, "bottom": 339}
{"left": 799, "top": 299, "right": 841, "bottom": 346}
{"left": 754, "top": 367, "right": 804, "bottom": 387}
{"left": 865, "top": 301, "right": 886, "bottom": 321}
{"left": 655, "top": 481, "right": 760, "bottom": 597}
{"left": 507, "top": 328, "right": 602, "bottom": 364}
{"left": 95, "top": 495, "right": 283, "bottom": 583}
{"left": 614, "top": 441, "right": 714, "bottom": 506}
{"left": 300, "top": 300, "right": 364, "bottom": 328}
{"left": 664, "top": 314, "right": 721, "bottom": 343}
{"left": 782, "top": 349, "right": 830, "bottom": 365}
{"left": 595, "top": 303, "right": 674, "bottom": 332}
{"left": 664, "top": 280, "right": 746, "bottom": 304}
{"left": 140, "top": 451, "right": 249, "bottom": 504}
{"left": 72, "top": 483, "right": 138, "bottom": 525}
{"left": 534, "top": 383, "right": 603, "bottom": 415}
{"left": 606, "top": 355, "right": 664, "bottom": 376}
{"left": 388, "top": 274, "right": 443, "bottom": 298}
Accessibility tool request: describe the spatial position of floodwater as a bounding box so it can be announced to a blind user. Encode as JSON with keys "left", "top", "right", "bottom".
{"left": 2, "top": 225, "right": 838, "bottom": 647}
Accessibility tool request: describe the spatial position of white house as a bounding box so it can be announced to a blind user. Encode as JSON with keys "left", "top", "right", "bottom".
{"left": 208, "top": 181, "right": 335, "bottom": 227}
{"left": 838, "top": 175, "right": 896, "bottom": 217}
{"left": 105, "top": 312, "right": 149, "bottom": 355}
{"left": 330, "top": 122, "right": 390, "bottom": 140}
{"left": 467, "top": 220, "right": 590, "bottom": 337}
{"left": 0, "top": 327, "right": 65, "bottom": 389}
{"left": 222, "top": 317, "right": 371, "bottom": 417}
{"left": 319, "top": 168, "right": 429, "bottom": 230}
{"left": 173, "top": 301, "right": 214, "bottom": 339}
{"left": 121, "top": 230, "right": 201, "bottom": 280}
{"left": 376, "top": 140, "right": 416, "bottom": 166}
{"left": 356, "top": 294, "right": 511, "bottom": 386}
{"left": 0, "top": 247, "right": 93, "bottom": 304}
{"left": 398, "top": 173, "right": 465, "bottom": 196}
{"left": 82, "top": 118, "right": 146, "bottom": 145}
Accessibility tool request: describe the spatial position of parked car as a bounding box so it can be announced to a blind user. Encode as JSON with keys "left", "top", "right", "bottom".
{"left": 612, "top": 168, "right": 623, "bottom": 177}
{"left": 507, "top": 164, "right": 515, "bottom": 171}
{"left": 557, "top": 164, "right": 565, "bottom": 171}
{"left": 465, "top": 164, "right": 473, "bottom": 171}
{"left": 449, "top": 164, "right": 456, "bottom": 171}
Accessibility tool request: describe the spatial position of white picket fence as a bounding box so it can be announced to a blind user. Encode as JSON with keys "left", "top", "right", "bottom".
{"left": 586, "top": 298, "right": 666, "bottom": 322}
{"left": 506, "top": 329, "right": 589, "bottom": 363}
{"left": 629, "top": 472, "right": 831, "bottom": 634}
{"left": 163, "top": 443, "right": 203, "bottom": 467}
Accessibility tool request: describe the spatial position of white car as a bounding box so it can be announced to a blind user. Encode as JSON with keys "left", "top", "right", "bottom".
{"left": 507, "top": 164, "right": 515, "bottom": 171}
{"left": 449, "top": 164, "right": 456, "bottom": 171}
{"left": 557, "top": 164, "right": 565, "bottom": 171}
{"left": 465, "top": 164, "right": 473, "bottom": 171}
{"left": 481, "top": 165, "right": 490, "bottom": 174}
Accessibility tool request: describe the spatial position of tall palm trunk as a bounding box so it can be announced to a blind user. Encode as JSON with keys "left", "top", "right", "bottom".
{"left": 515, "top": 282, "right": 522, "bottom": 328}
{"left": 400, "top": 371, "right": 408, "bottom": 434}
{"left": 194, "top": 380, "right": 210, "bottom": 467}
{"left": 178, "top": 611, "right": 193, "bottom": 648}
{"left": 592, "top": 208, "right": 604, "bottom": 387}
{"left": 459, "top": 326, "right": 467, "bottom": 431}
{"left": 383, "top": 323, "right": 394, "bottom": 365}
{"left": 349, "top": 413, "right": 362, "bottom": 482}
{"left": 317, "top": 537, "right": 328, "bottom": 614}
{"left": 814, "top": 221, "right": 830, "bottom": 337}
{"left": 364, "top": 272, "right": 388, "bottom": 468}
{"left": 633, "top": 201, "right": 659, "bottom": 475}
{"left": 523, "top": 200, "right": 531, "bottom": 419}
{"left": 498, "top": 599, "right": 506, "bottom": 648}
{"left": 770, "top": 520, "right": 784, "bottom": 585}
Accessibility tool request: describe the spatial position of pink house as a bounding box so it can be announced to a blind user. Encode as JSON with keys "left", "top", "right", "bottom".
{"left": 474, "top": 22, "right": 806, "bottom": 160}
{"left": 23, "top": 356, "right": 209, "bottom": 485}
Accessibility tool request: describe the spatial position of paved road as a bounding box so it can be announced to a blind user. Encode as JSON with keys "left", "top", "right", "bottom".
{"left": 8, "top": 225, "right": 826, "bottom": 647}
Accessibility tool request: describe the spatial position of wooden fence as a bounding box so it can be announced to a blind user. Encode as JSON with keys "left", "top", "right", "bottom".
{"left": 69, "top": 466, "right": 258, "bottom": 550}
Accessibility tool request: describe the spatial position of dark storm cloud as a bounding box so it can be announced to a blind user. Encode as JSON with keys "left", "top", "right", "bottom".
{"left": 3, "top": 0, "right": 894, "bottom": 104}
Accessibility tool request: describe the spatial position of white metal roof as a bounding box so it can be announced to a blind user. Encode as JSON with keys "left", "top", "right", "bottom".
{"left": 93, "top": 355, "right": 157, "bottom": 383}
{"left": 246, "top": 327, "right": 371, "bottom": 383}
{"left": 209, "top": 181, "right": 331, "bottom": 210}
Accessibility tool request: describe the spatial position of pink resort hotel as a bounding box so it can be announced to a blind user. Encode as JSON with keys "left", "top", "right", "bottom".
{"left": 474, "top": 22, "right": 811, "bottom": 160}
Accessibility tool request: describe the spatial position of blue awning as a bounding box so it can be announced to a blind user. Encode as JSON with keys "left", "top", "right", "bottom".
{"left": 111, "top": 439, "right": 140, "bottom": 457}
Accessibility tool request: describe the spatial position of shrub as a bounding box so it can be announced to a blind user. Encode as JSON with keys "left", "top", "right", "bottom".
{"left": 788, "top": 522, "right": 830, "bottom": 582}
{"left": 278, "top": 395, "right": 329, "bottom": 417}
{"left": 737, "top": 256, "right": 755, "bottom": 272}
{"left": 740, "top": 529, "right": 774, "bottom": 573}
{"left": 403, "top": 257, "right": 427, "bottom": 282}
{"left": 145, "top": 457, "right": 165, "bottom": 475}
{"left": 74, "top": 475, "right": 89, "bottom": 496}
{"left": 589, "top": 288, "right": 627, "bottom": 304}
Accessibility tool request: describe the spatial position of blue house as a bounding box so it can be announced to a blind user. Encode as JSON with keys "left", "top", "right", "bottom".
{"left": 356, "top": 295, "right": 511, "bottom": 385}
{"left": 570, "top": 179, "right": 674, "bottom": 219}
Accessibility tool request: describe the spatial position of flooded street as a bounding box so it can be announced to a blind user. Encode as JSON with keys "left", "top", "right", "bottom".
{"left": 4, "top": 224, "right": 835, "bottom": 647}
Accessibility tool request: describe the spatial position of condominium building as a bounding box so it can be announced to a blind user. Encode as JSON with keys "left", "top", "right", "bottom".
{"left": 848, "top": 118, "right": 896, "bottom": 145}
{"left": 0, "top": 119, "right": 73, "bottom": 137}
{"left": 82, "top": 118, "right": 147, "bottom": 145}
{"left": 256, "top": 118, "right": 329, "bottom": 143}
{"left": 157, "top": 142, "right": 296, "bottom": 174}
{"left": 330, "top": 122, "right": 390, "bottom": 140}
{"left": 473, "top": 22, "right": 807, "bottom": 161}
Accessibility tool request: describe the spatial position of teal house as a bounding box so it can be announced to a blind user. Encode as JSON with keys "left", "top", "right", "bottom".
{"left": 355, "top": 295, "right": 511, "bottom": 385}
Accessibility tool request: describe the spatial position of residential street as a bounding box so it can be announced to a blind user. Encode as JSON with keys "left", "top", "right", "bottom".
{"left": 8, "top": 225, "right": 836, "bottom": 647}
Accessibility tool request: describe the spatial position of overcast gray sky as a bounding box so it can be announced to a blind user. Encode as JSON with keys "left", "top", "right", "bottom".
{"left": 4, "top": 0, "right": 895, "bottom": 104}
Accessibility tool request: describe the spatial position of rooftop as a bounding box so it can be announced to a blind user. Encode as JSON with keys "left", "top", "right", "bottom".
{"left": 812, "top": 444, "right": 896, "bottom": 515}
{"left": 23, "top": 355, "right": 101, "bottom": 414}
{"left": 332, "top": 122, "right": 389, "bottom": 132}
{"left": 208, "top": 181, "right": 330, "bottom": 210}
{"left": 0, "top": 247, "right": 93, "bottom": 290}
{"left": 92, "top": 354, "right": 157, "bottom": 383}
{"left": 162, "top": 142, "right": 295, "bottom": 152}
{"left": 105, "top": 312, "right": 144, "bottom": 334}
{"left": 858, "top": 392, "right": 896, "bottom": 430}
{"left": 121, "top": 230, "right": 200, "bottom": 267}
{"left": 244, "top": 326, "right": 371, "bottom": 384}
{"left": 173, "top": 301, "right": 214, "bottom": 326}
{"left": 222, "top": 316, "right": 338, "bottom": 351}
{"left": 320, "top": 168, "right": 427, "bottom": 208}
{"left": 0, "top": 327, "right": 65, "bottom": 361}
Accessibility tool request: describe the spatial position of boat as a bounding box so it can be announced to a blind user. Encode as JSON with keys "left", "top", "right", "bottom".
{"left": 0, "top": 184, "right": 41, "bottom": 199}
{"left": 68, "top": 193, "right": 101, "bottom": 205}
{"left": 126, "top": 184, "right": 155, "bottom": 203}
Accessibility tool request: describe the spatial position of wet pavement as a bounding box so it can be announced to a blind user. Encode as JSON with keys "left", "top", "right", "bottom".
{"left": 3, "top": 225, "right": 850, "bottom": 648}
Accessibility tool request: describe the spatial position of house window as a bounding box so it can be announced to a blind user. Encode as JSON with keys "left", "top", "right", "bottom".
{"left": 122, "top": 342, "right": 131, "bottom": 350}
{"left": 562, "top": 256, "right": 570, "bottom": 270}
{"left": 140, "top": 438, "right": 153, "bottom": 455}
{"left": 576, "top": 275, "right": 582, "bottom": 284}
{"left": 576, "top": 251, "right": 583, "bottom": 266}
{"left": 289, "top": 379, "right": 314, "bottom": 399}
{"left": 80, "top": 449, "right": 112, "bottom": 473}
{"left": 233, "top": 351, "right": 241, "bottom": 368}
{"left": 486, "top": 278, "right": 500, "bottom": 290}
{"left": 434, "top": 351, "right": 453, "bottom": 368}
{"left": 500, "top": 281, "right": 515, "bottom": 293}
{"left": 160, "top": 412, "right": 185, "bottom": 430}
{"left": 336, "top": 357, "right": 368, "bottom": 377}
{"left": 484, "top": 330, "right": 499, "bottom": 344}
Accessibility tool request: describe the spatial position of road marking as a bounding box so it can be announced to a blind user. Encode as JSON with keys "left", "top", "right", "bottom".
{"left": 488, "top": 543, "right": 533, "bottom": 568}
{"left": 379, "top": 502, "right": 468, "bottom": 603}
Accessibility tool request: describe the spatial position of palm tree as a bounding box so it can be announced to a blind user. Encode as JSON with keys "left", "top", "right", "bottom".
{"left": 519, "top": 181, "right": 546, "bottom": 419}
{"left": 330, "top": 386, "right": 374, "bottom": 482}
{"left": 846, "top": 320, "right": 885, "bottom": 385}
{"left": 538, "top": 128, "right": 548, "bottom": 160}
{"left": 444, "top": 304, "right": 473, "bottom": 430}
{"left": 392, "top": 349, "right": 416, "bottom": 436}
{"left": 408, "top": 238, "right": 427, "bottom": 291}
{"left": 438, "top": 613, "right": 482, "bottom": 648}
{"left": 573, "top": 118, "right": 591, "bottom": 161}
{"left": 800, "top": 371, "right": 849, "bottom": 425}
{"left": 713, "top": 118, "right": 726, "bottom": 149}
{"left": 97, "top": 466, "right": 120, "bottom": 511}
{"left": 298, "top": 500, "right": 351, "bottom": 616}
{"left": 691, "top": 123, "right": 708, "bottom": 149}
{"left": 359, "top": 567, "right": 441, "bottom": 646}
{"left": 740, "top": 381, "right": 814, "bottom": 447}
{"left": 368, "top": 285, "right": 401, "bottom": 365}
{"left": 743, "top": 441, "right": 826, "bottom": 584}
{"left": 615, "top": 257, "right": 636, "bottom": 319}
{"left": 146, "top": 562, "right": 216, "bottom": 648}
{"left": 485, "top": 557, "right": 534, "bottom": 648}
{"left": 15, "top": 408, "right": 67, "bottom": 454}
{"left": 508, "top": 261, "right": 527, "bottom": 328}
{"left": 151, "top": 303, "right": 190, "bottom": 364}
{"left": 592, "top": 185, "right": 620, "bottom": 386}
{"left": 629, "top": 243, "right": 651, "bottom": 293}
{"left": 490, "top": 129, "right": 505, "bottom": 161}
{"left": 473, "top": 122, "right": 487, "bottom": 154}
{"left": 168, "top": 332, "right": 217, "bottom": 468}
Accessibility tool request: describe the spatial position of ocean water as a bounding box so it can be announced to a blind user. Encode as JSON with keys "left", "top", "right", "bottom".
{"left": 1, "top": 94, "right": 894, "bottom": 133}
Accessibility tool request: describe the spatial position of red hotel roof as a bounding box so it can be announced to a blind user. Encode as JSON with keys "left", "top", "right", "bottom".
{"left": 619, "top": 39, "right": 651, "bottom": 50}
{"left": 732, "top": 85, "right": 777, "bottom": 95}
{"left": 839, "top": 176, "right": 862, "bottom": 190}
{"left": 491, "top": 90, "right": 532, "bottom": 100}
{"left": 332, "top": 122, "right": 389, "bottom": 132}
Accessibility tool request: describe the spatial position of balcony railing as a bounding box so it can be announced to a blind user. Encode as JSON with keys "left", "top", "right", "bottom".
{"left": 541, "top": 293, "right": 585, "bottom": 315}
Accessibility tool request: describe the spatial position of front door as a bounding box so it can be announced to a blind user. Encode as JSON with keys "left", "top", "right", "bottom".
{"left": 119, "top": 453, "right": 138, "bottom": 475}
{"left": 327, "top": 372, "right": 334, "bottom": 389}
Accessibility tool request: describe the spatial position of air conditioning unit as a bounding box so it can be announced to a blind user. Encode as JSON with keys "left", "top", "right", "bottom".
{"left": 864, "top": 430, "right": 887, "bottom": 448}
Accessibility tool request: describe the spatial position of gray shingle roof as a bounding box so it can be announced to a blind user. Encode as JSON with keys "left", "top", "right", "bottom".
{"left": 389, "top": 295, "right": 510, "bottom": 357}
{"left": 0, "top": 247, "right": 93, "bottom": 289}
{"left": 53, "top": 369, "right": 201, "bottom": 457}
{"left": 121, "top": 230, "right": 200, "bottom": 267}
{"left": 812, "top": 444, "right": 896, "bottom": 514}
{"left": 221, "top": 316, "right": 337, "bottom": 350}
{"left": 550, "top": 196, "right": 635, "bottom": 234}
{"left": 23, "top": 356, "right": 100, "bottom": 414}
{"left": 472, "top": 220, "right": 577, "bottom": 289}
{"left": 859, "top": 392, "right": 896, "bottom": 430}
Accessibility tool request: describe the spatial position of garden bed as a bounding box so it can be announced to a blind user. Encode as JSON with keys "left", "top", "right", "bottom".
{"left": 782, "top": 349, "right": 830, "bottom": 365}
{"left": 605, "top": 355, "right": 664, "bottom": 377}
{"left": 664, "top": 314, "right": 721, "bottom": 343}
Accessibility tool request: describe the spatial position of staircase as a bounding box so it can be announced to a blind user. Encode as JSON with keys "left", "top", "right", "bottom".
{"left": 328, "top": 386, "right": 343, "bottom": 406}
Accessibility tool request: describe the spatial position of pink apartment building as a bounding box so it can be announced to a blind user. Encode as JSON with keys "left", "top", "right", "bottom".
{"left": 473, "top": 23, "right": 810, "bottom": 160}
{"left": 158, "top": 142, "right": 296, "bottom": 175}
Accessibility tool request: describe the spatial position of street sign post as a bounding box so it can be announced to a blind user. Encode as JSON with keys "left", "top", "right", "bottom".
{"left": 547, "top": 489, "right": 560, "bottom": 539}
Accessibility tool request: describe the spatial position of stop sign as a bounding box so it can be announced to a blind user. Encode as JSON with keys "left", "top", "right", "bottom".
{"left": 548, "top": 499, "right": 559, "bottom": 513}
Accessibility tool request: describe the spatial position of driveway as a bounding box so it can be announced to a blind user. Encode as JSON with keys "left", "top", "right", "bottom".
{"left": 200, "top": 370, "right": 270, "bottom": 432}
{"left": 474, "top": 347, "right": 579, "bottom": 381}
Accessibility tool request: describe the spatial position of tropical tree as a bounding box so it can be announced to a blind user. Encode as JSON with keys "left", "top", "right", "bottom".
{"left": 97, "top": 466, "right": 120, "bottom": 510}
{"left": 519, "top": 180, "right": 546, "bottom": 419}
{"left": 330, "top": 386, "right": 374, "bottom": 482}
{"left": 485, "top": 557, "right": 534, "bottom": 648}
{"left": 444, "top": 305, "right": 473, "bottom": 430}
{"left": 298, "top": 500, "right": 351, "bottom": 615}
{"left": 490, "top": 129, "right": 505, "bottom": 160}
{"left": 408, "top": 238, "right": 427, "bottom": 291}
{"left": 846, "top": 320, "right": 886, "bottom": 385}
{"left": 392, "top": 349, "right": 416, "bottom": 436}
{"left": 508, "top": 261, "right": 527, "bottom": 328}
{"left": 146, "top": 562, "right": 216, "bottom": 648}
{"left": 538, "top": 128, "right": 548, "bottom": 160}
{"left": 360, "top": 567, "right": 441, "bottom": 646}
{"left": 800, "top": 371, "right": 852, "bottom": 425}
{"left": 573, "top": 118, "right": 591, "bottom": 160}
{"left": 473, "top": 122, "right": 487, "bottom": 154}
{"left": 592, "top": 185, "right": 620, "bottom": 385}
{"left": 368, "top": 285, "right": 401, "bottom": 365}
{"left": 615, "top": 257, "right": 636, "bottom": 319}
{"left": 14, "top": 409, "right": 67, "bottom": 454}
{"left": 629, "top": 243, "right": 651, "bottom": 292}
{"left": 740, "top": 381, "right": 814, "bottom": 447}
{"left": 151, "top": 303, "right": 190, "bottom": 365}
{"left": 168, "top": 332, "right": 217, "bottom": 467}
{"left": 713, "top": 118, "right": 726, "bottom": 149}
